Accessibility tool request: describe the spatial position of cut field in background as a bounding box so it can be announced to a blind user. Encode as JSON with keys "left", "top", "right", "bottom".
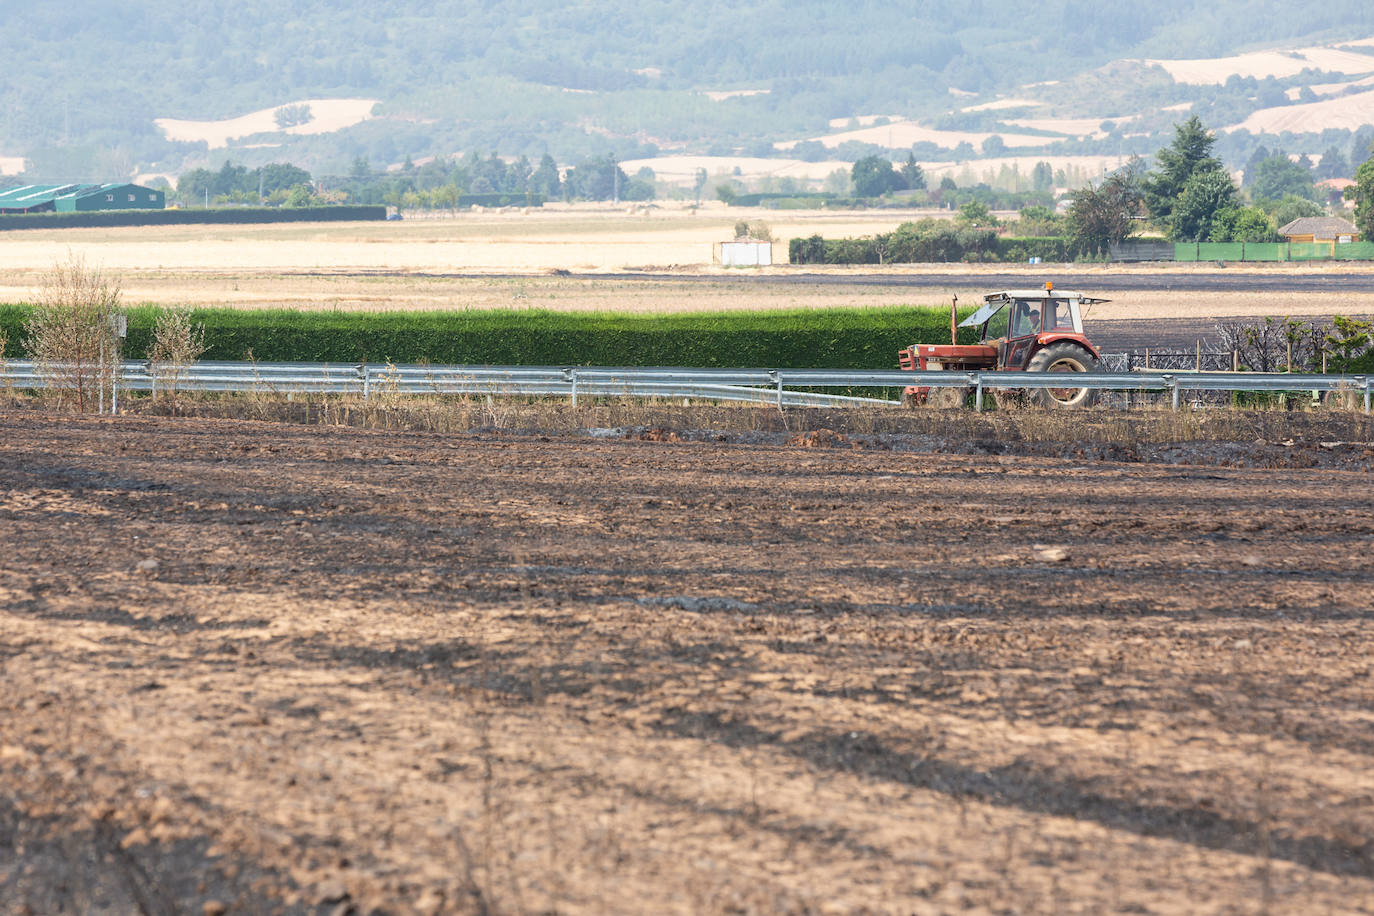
{"left": 152, "top": 98, "right": 380, "bottom": 149}
{"left": 1, "top": 213, "right": 1373, "bottom": 322}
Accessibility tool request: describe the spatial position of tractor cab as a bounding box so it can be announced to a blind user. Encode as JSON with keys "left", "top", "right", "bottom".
{"left": 958, "top": 288, "right": 1106, "bottom": 369}
{"left": 899, "top": 283, "right": 1108, "bottom": 408}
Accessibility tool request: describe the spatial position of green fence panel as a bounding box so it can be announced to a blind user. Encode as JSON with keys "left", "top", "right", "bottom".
{"left": 1240, "top": 242, "right": 1285, "bottom": 261}
{"left": 1195, "top": 242, "right": 1246, "bottom": 261}
{"left": 1289, "top": 242, "right": 1331, "bottom": 261}
{"left": 1171, "top": 240, "right": 1372, "bottom": 262}
{"left": 1335, "top": 241, "right": 1374, "bottom": 261}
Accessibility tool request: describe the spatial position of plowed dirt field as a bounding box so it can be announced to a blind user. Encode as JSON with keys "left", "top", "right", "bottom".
{"left": 2, "top": 411, "right": 1373, "bottom": 915}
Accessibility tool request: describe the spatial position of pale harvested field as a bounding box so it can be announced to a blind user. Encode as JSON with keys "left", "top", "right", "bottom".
{"left": 778, "top": 120, "right": 1058, "bottom": 151}
{"left": 1143, "top": 42, "right": 1374, "bottom": 84}
{"left": 154, "top": 98, "right": 380, "bottom": 148}
{"left": 1, "top": 211, "right": 1373, "bottom": 320}
{"left": 1002, "top": 116, "right": 1127, "bottom": 139}
{"left": 0, "top": 208, "right": 926, "bottom": 276}
{"left": 619, "top": 155, "right": 855, "bottom": 183}
{"left": 1229, "top": 87, "right": 1374, "bottom": 135}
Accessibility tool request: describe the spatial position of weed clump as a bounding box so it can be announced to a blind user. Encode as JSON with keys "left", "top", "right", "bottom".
{"left": 24, "top": 255, "right": 122, "bottom": 413}
{"left": 148, "top": 305, "right": 207, "bottom": 407}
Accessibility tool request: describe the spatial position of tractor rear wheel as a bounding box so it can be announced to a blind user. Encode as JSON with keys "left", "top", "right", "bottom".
{"left": 1027, "top": 343, "right": 1098, "bottom": 408}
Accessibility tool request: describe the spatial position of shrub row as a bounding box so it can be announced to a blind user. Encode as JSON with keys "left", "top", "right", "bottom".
{"left": 455, "top": 193, "right": 545, "bottom": 208}
{"left": 729, "top": 192, "right": 836, "bottom": 208}
{"left": 0, "top": 206, "right": 387, "bottom": 231}
{"left": 0, "top": 304, "right": 974, "bottom": 367}
{"left": 789, "top": 230, "right": 1076, "bottom": 264}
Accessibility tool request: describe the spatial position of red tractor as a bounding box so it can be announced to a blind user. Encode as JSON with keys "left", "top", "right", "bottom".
{"left": 899, "top": 284, "right": 1107, "bottom": 408}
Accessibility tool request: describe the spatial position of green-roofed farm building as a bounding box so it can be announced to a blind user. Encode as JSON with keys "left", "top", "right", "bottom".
{"left": 0, "top": 183, "right": 164, "bottom": 215}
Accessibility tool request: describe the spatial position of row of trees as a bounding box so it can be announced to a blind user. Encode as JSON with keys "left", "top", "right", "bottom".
{"left": 361, "top": 153, "right": 655, "bottom": 206}
{"left": 176, "top": 162, "right": 317, "bottom": 206}
{"left": 850, "top": 154, "right": 927, "bottom": 197}
{"left": 1068, "top": 116, "right": 1374, "bottom": 252}
{"left": 176, "top": 152, "right": 658, "bottom": 208}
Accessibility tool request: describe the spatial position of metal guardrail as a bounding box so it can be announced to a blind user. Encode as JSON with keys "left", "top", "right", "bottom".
{"left": 0, "top": 360, "right": 1369, "bottom": 412}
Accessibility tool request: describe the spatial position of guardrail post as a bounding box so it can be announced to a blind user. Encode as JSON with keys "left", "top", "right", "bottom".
{"left": 769, "top": 369, "right": 781, "bottom": 408}
{"left": 562, "top": 367, "right": 577, "bottom": 406}
{"left": 974, "top": 373, "right": 983, "bottom": 412}
{"left": 1364, "top": 376, "right": 1370, "bottom": 415}
{"left": 1168, "top": 374, "right": 1179, "bottom": 410}
{"left": 359, "top": 364, "right": 369, "bottom": 400}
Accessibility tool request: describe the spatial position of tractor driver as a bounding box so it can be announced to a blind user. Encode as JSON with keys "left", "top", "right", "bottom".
{"left": 1012, "top": 303, "right": 1041, "bottom": 337}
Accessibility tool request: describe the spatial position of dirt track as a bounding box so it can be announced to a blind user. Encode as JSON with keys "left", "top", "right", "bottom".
{"left": 3, "top": 411, "right": 1374, "bottom": 914}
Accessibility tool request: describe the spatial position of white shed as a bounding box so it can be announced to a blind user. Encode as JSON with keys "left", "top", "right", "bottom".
{"left": 716, "top": 240, "right": 773, "bottom": 267}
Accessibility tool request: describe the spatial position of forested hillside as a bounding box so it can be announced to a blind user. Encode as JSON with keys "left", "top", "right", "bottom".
{"left": 5, "top": 1, "right": 1374, "bottom": 178}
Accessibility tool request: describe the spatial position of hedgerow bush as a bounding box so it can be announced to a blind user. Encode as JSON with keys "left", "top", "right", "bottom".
{"left": 455, "top": 193, "right": 545, "bottom": 208}
{"left": 0, "top": 304, "right": 976, "bottom": 366}
{"left": 788, "top": 219, "right": 1078, "bottom": 264}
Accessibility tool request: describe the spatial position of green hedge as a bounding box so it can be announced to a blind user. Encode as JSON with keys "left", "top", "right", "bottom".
{"left": 789, "top": 224, "right": 1076, "bottom": 264}
{"left": 0, "top": 304, "right": 975, "bottom": 367}
{"left": 1345, "top": 350, "right": 1374, "bottom": 374}
{"left": 0, "top": 206, "right": 387, "bottom": 231}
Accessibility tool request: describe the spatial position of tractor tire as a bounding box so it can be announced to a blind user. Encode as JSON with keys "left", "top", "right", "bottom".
{"left": 1027, "top": 343, "right": 1098, "bottom": 408}
{"left": 1324, "top": 386, "right": 1362, "bottom": 411}
{"left": 927, "top": 386, "right": 970, "bottom": 409}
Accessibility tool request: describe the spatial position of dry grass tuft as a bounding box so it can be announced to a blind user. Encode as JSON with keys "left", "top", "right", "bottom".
{"left": 148, "top": 305, "right": 207, "bottom": 408}
{"left": 123, "top": 391, "right": 1374, "bottom": 448}
{"left": 23, "top": 255, "right": 124, "bottom": 413}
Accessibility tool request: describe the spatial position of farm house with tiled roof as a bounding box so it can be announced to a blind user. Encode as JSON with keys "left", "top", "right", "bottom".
{"left": 1278, "top": 215, "right": 1360, "bottom": 244}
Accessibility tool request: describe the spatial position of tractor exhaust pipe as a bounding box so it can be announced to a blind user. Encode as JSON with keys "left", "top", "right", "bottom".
{"left": 950, "top": 293, "right": 958, "bottom": 346}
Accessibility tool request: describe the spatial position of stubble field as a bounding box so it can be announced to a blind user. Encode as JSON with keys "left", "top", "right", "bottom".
{"left": 2, "top": 408, "right": 1374, "bottom": 914}
{"left": 1, "top": 209, "right": 1373, "bottom": 321}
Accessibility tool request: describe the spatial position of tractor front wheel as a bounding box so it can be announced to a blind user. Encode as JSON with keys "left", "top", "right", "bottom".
{"left": 927, "top": 386, "right": 970, "bottom": 409}
{"left": 1027, "top": 343, "right": 1098, "bottom": 408}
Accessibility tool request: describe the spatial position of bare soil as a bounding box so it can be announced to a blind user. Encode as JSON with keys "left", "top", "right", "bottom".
{"left": 3, "top": 409, "right": 1374, "bottom": 915}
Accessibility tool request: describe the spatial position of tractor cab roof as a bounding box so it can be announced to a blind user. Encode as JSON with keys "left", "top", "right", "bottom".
{"left": 958, "top": 289, "right": 1110, "bottom": 328}
{"left": 984, "top": 289, "right": 1106, "bottom": 302}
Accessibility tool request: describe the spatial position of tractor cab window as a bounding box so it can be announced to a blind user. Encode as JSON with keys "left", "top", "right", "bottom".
{"left": 1010, "top": 300, "right": 1041, "bottom": 337}
{"left": 982, "top": 304, "right": 1009, "bottom": 340}
{"left": 1048, "top": 299, "right": 1076, "bottom": 330}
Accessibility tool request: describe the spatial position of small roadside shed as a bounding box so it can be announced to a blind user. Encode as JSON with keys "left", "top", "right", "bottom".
{"left": 716, "top": 239, "right": 773, "bottom": 267}
{"left": 1278, "top": 216, "right": 1360, "bottom": 244}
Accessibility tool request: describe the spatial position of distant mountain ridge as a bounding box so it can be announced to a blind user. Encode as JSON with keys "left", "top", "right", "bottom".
{"left": 5, "top": 2, "right": 1374, "bottom": 178}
